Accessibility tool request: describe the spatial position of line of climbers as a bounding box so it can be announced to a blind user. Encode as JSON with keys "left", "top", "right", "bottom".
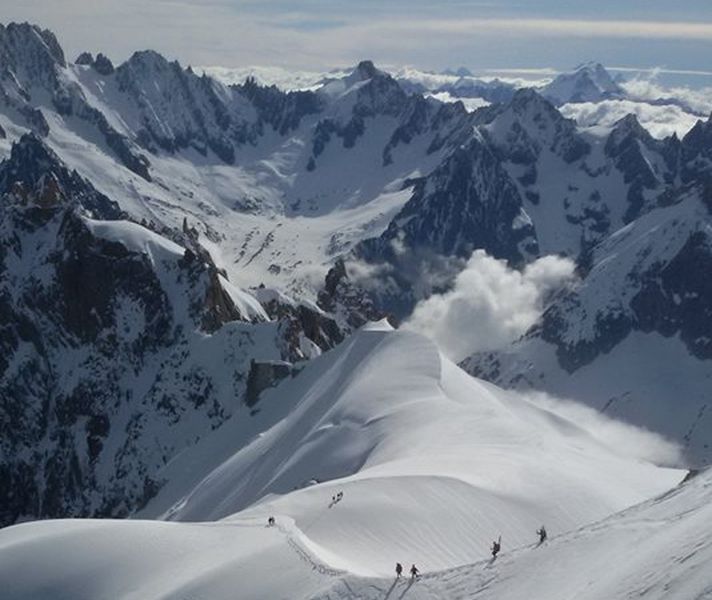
{"left": 394, "top": 526, "right": 548, "bottom": 581}
{"left": 266, "top": 503, "right": 549, "bottom": 581}
{"left": 395, "top": 562, "right": 419, "bottom": 579}
{"left": 489, "top": 525, "right": 546, "bottom": 559}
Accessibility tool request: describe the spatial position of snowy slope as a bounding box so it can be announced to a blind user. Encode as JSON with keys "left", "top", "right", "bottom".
{"left": 128, "top": 324, "right": 683, "bottom": 576}
{"left": 0, "top": 323, "right": 692, "bottom": 600}
{"left": 2, "top": 471, "right": 709, "bottom": 600}
{"left": 323, "top": 469, "right": 712, "bottom": 599}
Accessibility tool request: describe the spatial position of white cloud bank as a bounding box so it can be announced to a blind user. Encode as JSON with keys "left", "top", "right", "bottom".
{"left": 561, "top": 99, "right": 701, "bottom": 139}
{"left": 426, "top": 92, "right": 491, "bottom": 112}
{"left": 405, "top": 250, "right": 576, "bottom": 361}
{"left": 621, "top": 78, "right": 712, "bottom": 116}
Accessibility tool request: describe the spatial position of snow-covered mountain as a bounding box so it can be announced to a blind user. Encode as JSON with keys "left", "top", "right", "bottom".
{"left": 541, "top": 62, "right": 625, "bottom": 105}
{"left": 339, "top": 88, "right": 706, "bottom": 315}
{"left": 199, "top": 62, "right": 706, "bottom": 141}
{"left": 0, "top": 323, "right": 689, "bottom": 599}
{"left": 1, "top": 20, "right": 712, "bottom": 531}
{"left": 2, "top": 20, "right": 712, "bottom": 598}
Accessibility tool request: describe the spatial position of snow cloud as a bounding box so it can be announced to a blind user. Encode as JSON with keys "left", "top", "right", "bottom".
{"left": 405, "top": 251, "right": 576, "bottom": 361}
{"left": 560, "top": 99, "right": 700, "bottom": 139}
{"left": 519, "top": 390, "right": 685, "bottom": 467}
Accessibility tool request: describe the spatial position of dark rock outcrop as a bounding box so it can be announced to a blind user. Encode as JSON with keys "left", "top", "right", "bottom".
{"left": 75, "top": 51, "right": 93, "bottom": 65}
{"left": 93, "top": 53, "right": 114, "bottom": 75}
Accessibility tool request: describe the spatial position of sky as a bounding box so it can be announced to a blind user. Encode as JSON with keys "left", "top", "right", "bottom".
{"left": 4, "top": 0, "right": 712, "bottom": 83}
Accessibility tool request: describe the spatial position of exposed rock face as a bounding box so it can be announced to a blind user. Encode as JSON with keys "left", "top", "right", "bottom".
{"left": 0, "top": 160, "right": 254, "bottom": 524}
{"left": 350, "top": 135, "right": 537, "bottom": 318}
{"left": 604, "top": 114, "right": 676, "bottom": 222}
{"left": 245, "top": 360, "right": 296, "bottom": 407}
{"left": 0, "top": 133, "right": 123, "bottom": 218}
{"left": 317, "top": 259, "right": 387, "bottom": 331}
{"left": 256, "top": 286, "right": 345, "bottom": 361}
{"left": 682, "top": 116, "right": 712, "bottom": 184}
{"left": 93, "top": 53, "right": 114, "bottom": 75}
{"left": 75, "top": 51, "right": 93, "bottom": 65}
{"left": 0, "top": 135, "right": 345, "bottom": 526}
{"left": 237, "top": 76, "right": 322, "bottom": 137}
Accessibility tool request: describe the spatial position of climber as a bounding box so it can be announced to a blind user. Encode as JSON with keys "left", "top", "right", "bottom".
{"left": 491, "top": 536, "right": 501, "bottom": 558}
{"left": 410, "top": 564, "right": 420, "bottom": 579}
{"left": 395, "top": 562, "right": 403, "bottom": 578}
{"left": 537, "top": 526, "right": 547, "bottom": 544}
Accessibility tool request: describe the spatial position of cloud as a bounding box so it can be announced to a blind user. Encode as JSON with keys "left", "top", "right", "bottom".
{"left": 426, "top": 92, "right": 490, "bottom": 112}
{"left": 560, "top": 99, "right": 700, "bottom": 139}
{"left": 362, "top": 18, "right": 712, "bottom": 41}
{"left": 610, "top": 66, "right": 712, "bottom": 78}
{"left": 620, "top": 78, "right": 712, "bottom": 117}
{"left": 404, "top": 250, "right": 576, "bottom": 361}
{"left": 5, "top": 2, "right": 712, "bottom": 72}
{"left": 519, "top": 390, "right": 685, "bottom": 467}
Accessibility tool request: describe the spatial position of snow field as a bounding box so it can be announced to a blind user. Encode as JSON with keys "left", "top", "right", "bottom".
{"left": 0, "top": 323, "right": 694, "bottom": 599}
{"left": 152, "top": 323, "right": 681, "bottom": 573}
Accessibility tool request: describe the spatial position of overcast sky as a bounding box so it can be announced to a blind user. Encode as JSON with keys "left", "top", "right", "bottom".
{"left": 5, "top": 0, "right": 712, "bottom": 80}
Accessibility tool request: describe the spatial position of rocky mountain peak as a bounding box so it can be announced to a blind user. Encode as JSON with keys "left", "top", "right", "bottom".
{"left": 478, "top": 88, "right": 589, "bottom": 164}
{"left": 337, "top": 60, "right": 402, "bottom": 96}
{"left": 0, "top": 22, "right": 66, "bottom": 68}
{"left": 541, "top": 62, "right": 624, "bottom": 105}
{"left": 606, "top": 113, "right": 656, "bottom": 154}
{"left": 73, "top": 51, "right": 114, "bottom": 75}
{"left": 348, "top": 61, "right": 409, "bottom": 117}
{"left": 93, "top": 53, "right": 114, "bottom": 75}
{"left": 118, "top": 49, "right": 175, "bottom": 79}
{"left": 508, "top": 87, "right": 558, "bottom": 114}
{"left": 2, "top": 131, "right": 59, "bottom": 174}
{"left": 75, "top": 51, "right": 94, "bottom": 65}
{"left": 682, "top": 115, "right": 712, "bottom": 152}
{"left": 680, "top": 114, "right": 712, "bottom": 182}
{"left": 0, "top": 22, "right": 65, "bottom": 93}
{"left": 354, "top": 59, "right": 379, "bottom": 80}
